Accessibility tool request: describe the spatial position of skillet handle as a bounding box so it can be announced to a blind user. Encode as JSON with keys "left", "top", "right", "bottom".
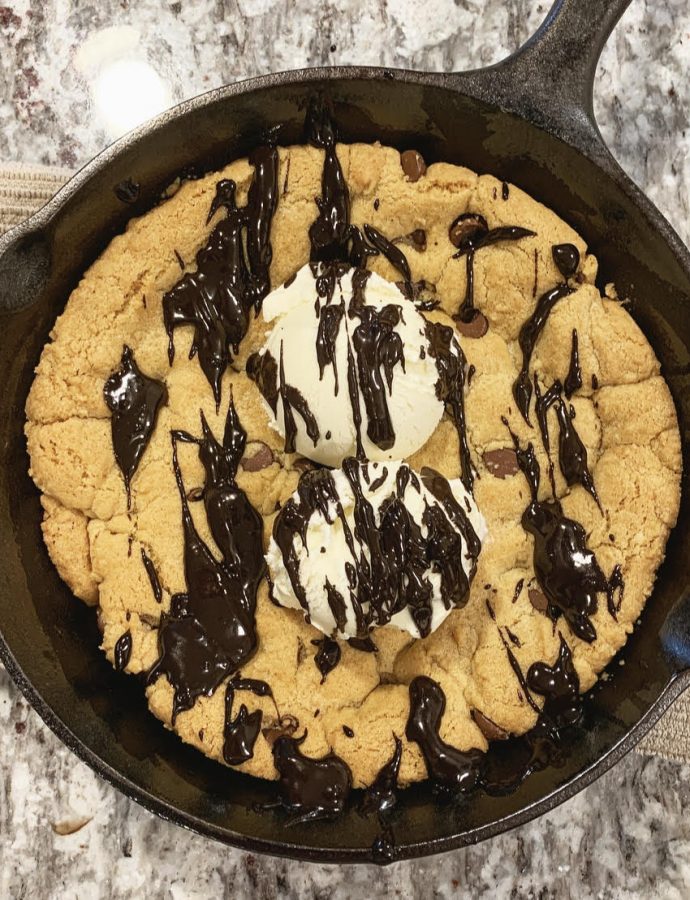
{"left": 451, "top": 0, "right": 633, "bottom": 155}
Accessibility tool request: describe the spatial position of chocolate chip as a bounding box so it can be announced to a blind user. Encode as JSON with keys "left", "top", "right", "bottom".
{"left": 400, "top": 150, "right": 427, "bottom": 182}
{"left": 241, "top": 441, "right": 274, "bottom": 472}
{"left": 455, "top": 310, "right": 488, "bottom": 338}
{"left": 529, "top": 588, "right": 549, "bottom": 613}
{"left": 449, "top": 213, "right": 488, "bottom": 251}
{"left": 471, "top": 709, "right": 509, "bottom": 741}
{"left": 483, "top": 447, "right": 519, "bottom": 478}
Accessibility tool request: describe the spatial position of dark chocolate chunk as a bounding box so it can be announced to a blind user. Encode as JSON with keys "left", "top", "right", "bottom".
{"left": 262, "top": 714, "right": 299, "bottom": 747}
{"left": 448, "top": 213, "right": 488, "bottom": 251}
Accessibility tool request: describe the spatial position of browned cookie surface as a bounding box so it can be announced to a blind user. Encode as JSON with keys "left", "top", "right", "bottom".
{"left": 26, "top": 142, "right": 681, "bottom": 788}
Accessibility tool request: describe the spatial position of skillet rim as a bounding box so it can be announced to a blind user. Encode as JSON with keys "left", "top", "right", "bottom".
{"left": 1, "top": 64, "right": 690, "bottom": 864}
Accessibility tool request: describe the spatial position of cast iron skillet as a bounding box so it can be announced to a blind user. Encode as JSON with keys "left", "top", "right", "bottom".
{"left": 0, "top": 0, "right": 689, "bottom": 864}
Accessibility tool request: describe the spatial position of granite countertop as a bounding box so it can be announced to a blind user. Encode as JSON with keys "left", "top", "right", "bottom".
{"left": 1, "top": 1, "right": 690, "bottom": 897}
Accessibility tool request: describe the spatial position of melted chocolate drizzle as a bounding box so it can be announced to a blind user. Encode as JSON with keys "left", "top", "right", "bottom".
{"left": 278, "top": 342, "right": 320, "bottom": 453}
{"left": 564, "top": 329, "right": 582, "bottom": 398}
{"left": 449, "top": 213, "right": 534, "bottom": 325}
{"left": 103, "top": 346, "right": 167, "bottom": 507}
{"left": 363, "top": 224, "right": 411, "bottom": 282}
{"left": 272, "top": 460, "right": 479, "bottom": 638}
{"left": 406, "top": 676, "right": 484, "bottom": 792}
{"left": 222, "top": 675, "right": 273, "bottom": 766}
{"left": 513, "top": 283, "right": 574, "bottom": 423}
{"left": 360, "top": 735, "right": 403, "bottom": 817}
{"left": 348, "top": 636, "right": 378, "bottom": 653}
{"left": 534, "top": 378, "right": 600, "bottom": 507}
{"left": 424, "top": 320, "right": 474, "bottom": 492}
{"left": 141, "top": 548, "right": 163, "bottom": 603}
{"left": 223, "top": 690, "right": 263, "bottom": 766}
{"left": 312, "top": 637, "right": 341, "bottom": 683}
{"left": 527, "top": 634, "right": 582, "bottom": 729}
{"left": 307, "top": 102, "right": 351, "bottom": 262}
{"left": 163, "top": 146, "right": 279, "bottom": 406}
{"left": 114, "top": 631, "right": 132, "bottom": 671}
{"left": 482, "top": 637, "right": 583, "bottom": 795}
{"left": 272, "top": 733, "right": 352, "bottom": 824}
{"left": 606, "top": 564, "right": 625, "bottom": 619}
{"left": 508, "top": 427, "right": 607, "bottom": 643}
{"left": 147, "top": 401, "right": 264, "bottom": 721}
{"left": 552, "top": 243, "right": 580, "bottom": 280}
{"left": 349, "top": 302, "right": 405, "bottom": 451}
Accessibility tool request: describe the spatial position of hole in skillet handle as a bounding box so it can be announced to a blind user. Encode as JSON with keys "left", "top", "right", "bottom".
{"left": 0, "top": 228, "right": 51, "bottom": 314}
{"left": 660, "top": 591, "right": 690, "bottom": 673}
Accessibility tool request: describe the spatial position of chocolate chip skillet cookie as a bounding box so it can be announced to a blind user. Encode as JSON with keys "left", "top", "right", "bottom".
{"left": 25, "top": 108, "right": 681, "bottom": 824}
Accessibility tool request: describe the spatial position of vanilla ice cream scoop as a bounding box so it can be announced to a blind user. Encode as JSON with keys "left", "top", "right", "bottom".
{"left": 266, "top": 459, "right": 487, "bottom": 640}
{"left": 247, "top": 264, "right": 451, "bottom": 467}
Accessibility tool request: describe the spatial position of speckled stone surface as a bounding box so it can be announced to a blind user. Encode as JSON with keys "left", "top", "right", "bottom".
{"left": 1, "top": 0, "right": 690, "bottom": 896}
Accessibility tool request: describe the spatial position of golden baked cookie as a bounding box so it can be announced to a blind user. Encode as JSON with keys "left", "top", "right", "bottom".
{"left": 25, "top": 131, "right": 681, "bottom": 805}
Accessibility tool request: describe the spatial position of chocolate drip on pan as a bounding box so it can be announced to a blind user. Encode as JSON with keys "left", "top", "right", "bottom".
{"left": 406, "top": 676, "right": 485, "bottom": 792}
{"left": 271, "top": 732, "right": 352, "bottom": 824}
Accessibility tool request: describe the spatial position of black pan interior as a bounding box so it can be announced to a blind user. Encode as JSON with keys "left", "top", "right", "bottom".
{"left": 1, "top": 73, "right": 689, "bottom": 861}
